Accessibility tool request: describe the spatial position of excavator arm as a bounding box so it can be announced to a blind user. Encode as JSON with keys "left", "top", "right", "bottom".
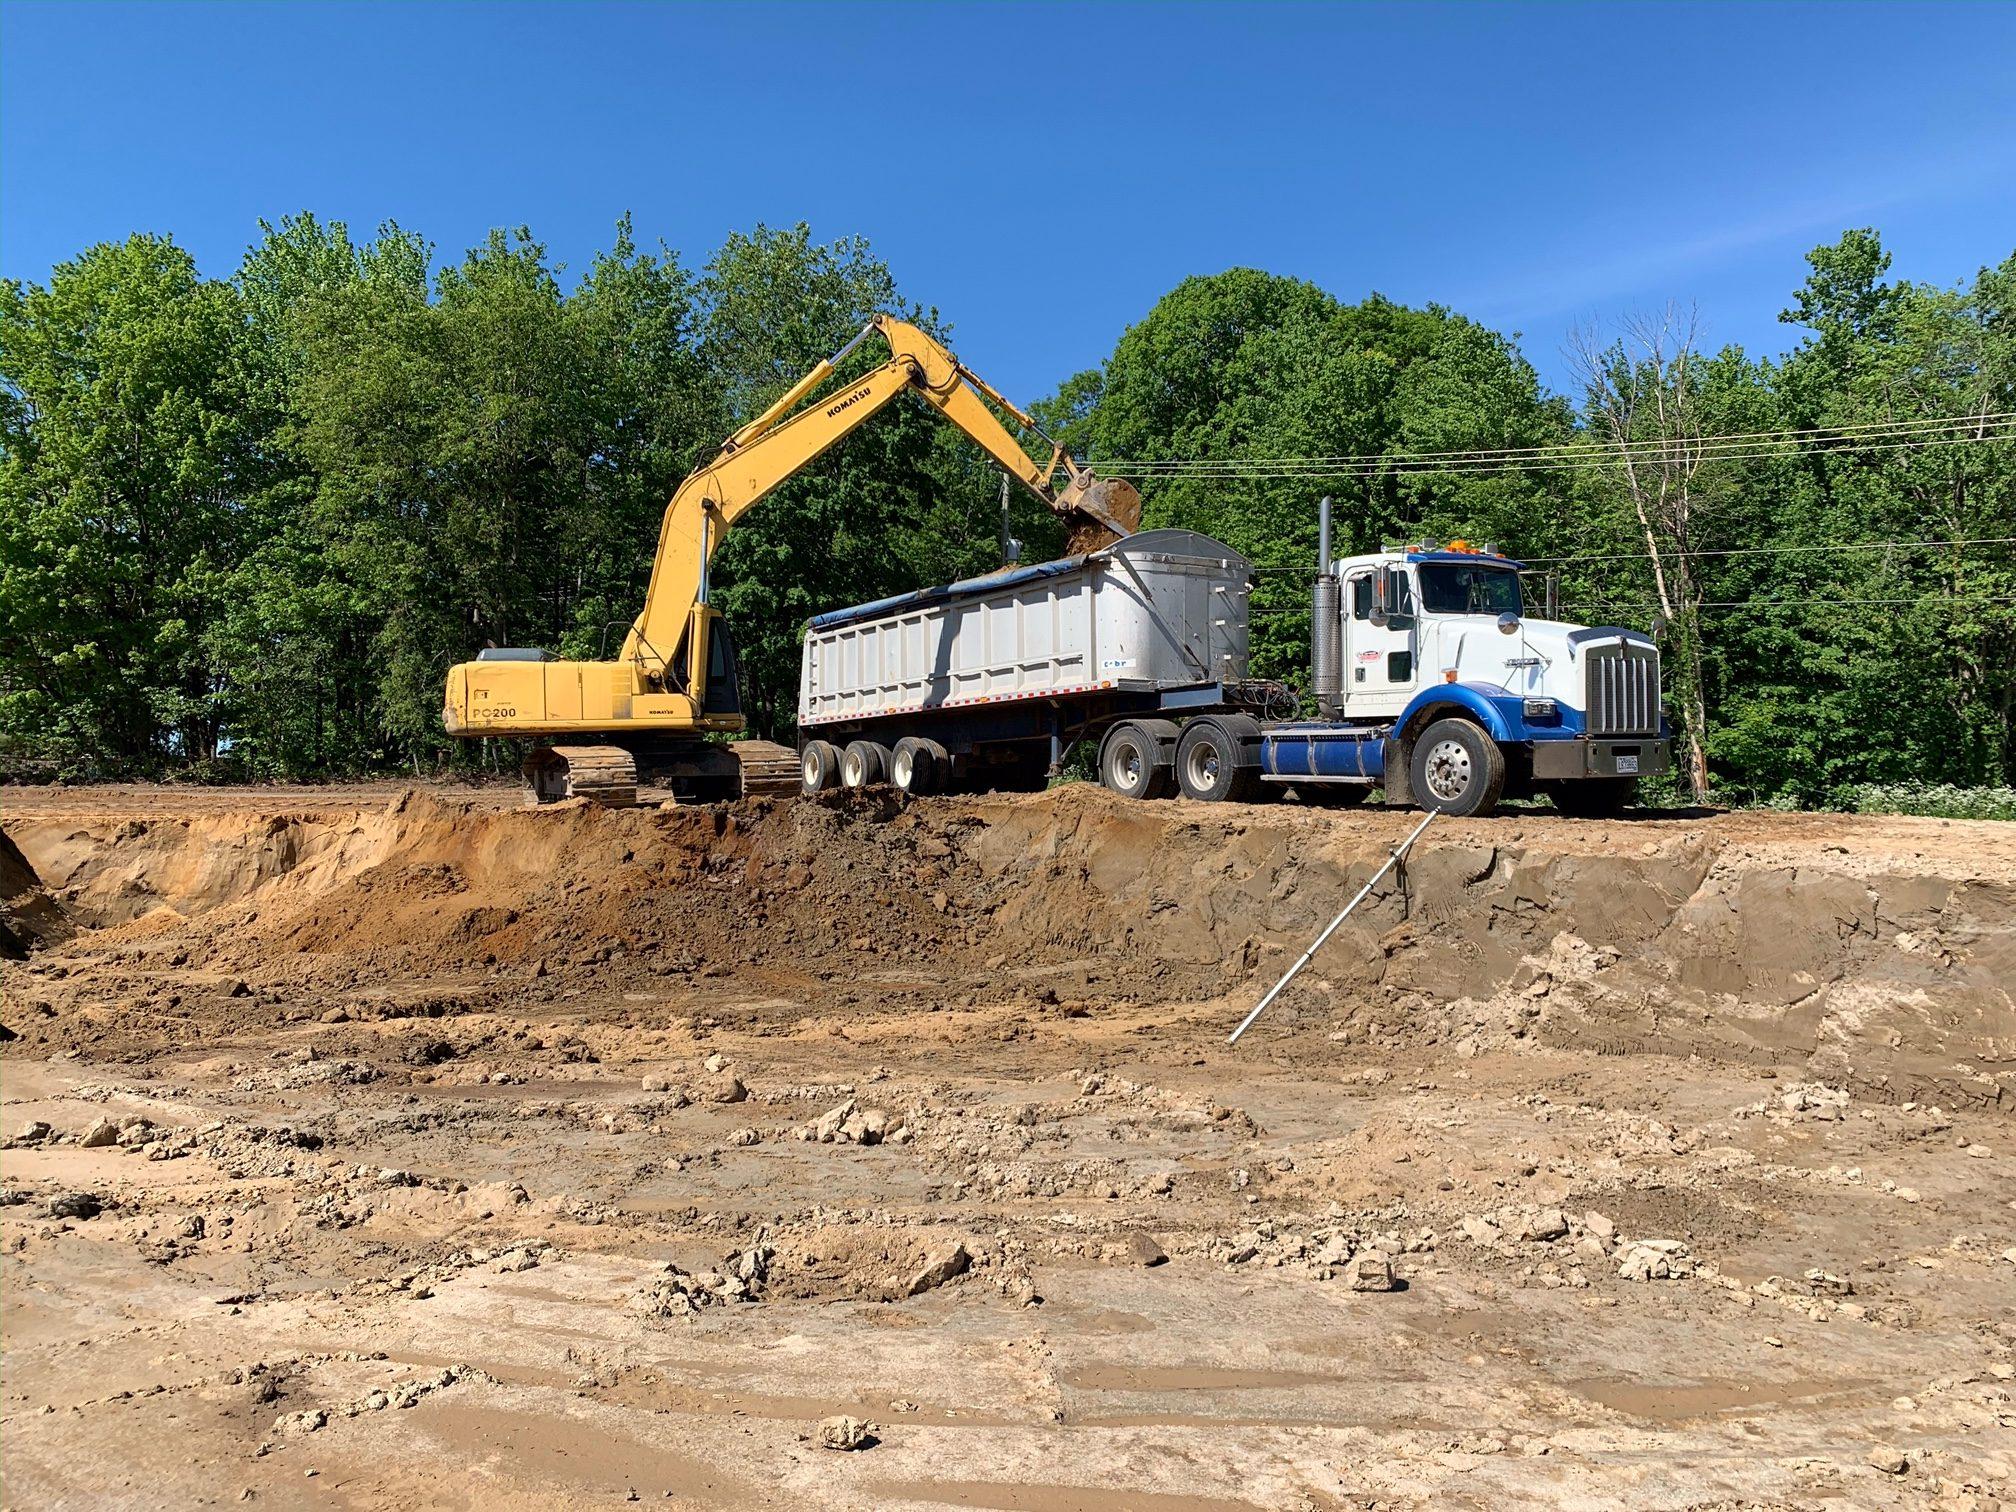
{"left": 442, "top": 312, "right": 1139, "bottom": 805}
{"left": 620, "top": 315, "right": 1140, "bottom": 698}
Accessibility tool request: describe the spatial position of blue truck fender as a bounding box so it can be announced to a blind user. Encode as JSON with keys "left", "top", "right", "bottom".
{"left": 1394, "top": 684, "right": 1520, "bottom": 745}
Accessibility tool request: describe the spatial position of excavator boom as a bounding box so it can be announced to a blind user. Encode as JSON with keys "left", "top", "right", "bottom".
{"left": 442, "top": 313, "right": 1139, "bottom": 805}
{"left": 621, "top": 315, "right": 1137, "bottom": 688}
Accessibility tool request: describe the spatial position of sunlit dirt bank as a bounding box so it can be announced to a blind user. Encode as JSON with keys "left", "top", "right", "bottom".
{"left": 3, "top": 782, "right": 2012, "bottom": 1510}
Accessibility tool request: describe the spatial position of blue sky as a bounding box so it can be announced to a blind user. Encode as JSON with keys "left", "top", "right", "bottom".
{"left": 3, "top": 0, "right": 2012, "bottom": 403}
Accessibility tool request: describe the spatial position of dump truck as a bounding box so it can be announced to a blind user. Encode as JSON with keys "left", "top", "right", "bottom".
{"left": 441, "top": 314, "right": 1139, "bottom": 805}
{"left": 796, "top": 498, "right": 1671, "bottom": 816}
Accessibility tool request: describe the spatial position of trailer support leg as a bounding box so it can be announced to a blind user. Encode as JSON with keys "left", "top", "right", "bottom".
{"left": 1048, "top": 708, "right": 1064, "bottom": 779}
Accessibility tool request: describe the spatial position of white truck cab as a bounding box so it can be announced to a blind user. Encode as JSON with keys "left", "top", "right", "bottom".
{"left": 1287, "top": 535, "right": 1672, "bottom": 815}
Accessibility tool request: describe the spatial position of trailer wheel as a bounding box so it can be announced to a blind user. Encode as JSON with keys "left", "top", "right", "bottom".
{"left": 891, "top": 737, "right": 946, "bottom": 796}
{"left": 841, "top": 740, "right": 891, "bottom": 789}
{"left": 1175, "top": 719, "right": 1259, "bottom": 803}
{"left": 1100, "top": 723, "right": 1174, "bottom": 800}
{"left": 800, "top": 740, "right": 842, "bottom": 794}
{"left": 1409, "top": 718, "right": 1505, "bottom": 817}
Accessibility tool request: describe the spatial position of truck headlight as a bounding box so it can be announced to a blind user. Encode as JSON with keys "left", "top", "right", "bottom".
{"left": 1522, "top": 698, "right": 1558, "bottom": 721}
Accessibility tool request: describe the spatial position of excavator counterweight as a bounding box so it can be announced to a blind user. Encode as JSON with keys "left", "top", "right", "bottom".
{"left": 443, "top": 313, "right": 1135, "bottom": 806}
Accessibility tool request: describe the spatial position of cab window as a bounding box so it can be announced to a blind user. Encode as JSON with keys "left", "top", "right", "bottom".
{"left": 1417, "top": 564, "right": 1521, "bottom": 616}
{"left": 1349, "top": 569, "right": 1412, "bottom": 619}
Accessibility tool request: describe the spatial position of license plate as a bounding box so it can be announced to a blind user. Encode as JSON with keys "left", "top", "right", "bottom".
{"left": 1615, "top": 754, "right": 1639, "bottom": 775}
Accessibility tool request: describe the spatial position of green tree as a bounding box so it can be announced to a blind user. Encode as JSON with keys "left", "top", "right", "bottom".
{"left": 1732, "top": 232, "right": 2016, "bottom": 796}
{"left": 209, "top": 213, "right": 379, "bottom": 774}
{"left": 1044, "top": 271, "right": 1566, "bottom": 684}
{"left": 1, "top": 235, "right": 255, "bottom": 771}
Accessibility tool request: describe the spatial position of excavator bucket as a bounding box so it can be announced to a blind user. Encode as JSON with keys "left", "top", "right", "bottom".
{"left": 1061, "top": 477, "right": 1144, "bottom": 555}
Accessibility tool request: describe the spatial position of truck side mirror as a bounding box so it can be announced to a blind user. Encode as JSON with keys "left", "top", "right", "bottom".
{"left": 1369, "top": 570, "right": 1389, "bottom": 627}
{"left": 1383, "top": 566, "right": 1411, "bottom": 625}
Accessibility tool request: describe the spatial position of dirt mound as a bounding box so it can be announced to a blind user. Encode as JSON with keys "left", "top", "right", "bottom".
{"left": 1, "top": 828, "right": 72, "bottom": 959}
{"left": 4, "top": 786, "right": 2013, "bottom": 1110}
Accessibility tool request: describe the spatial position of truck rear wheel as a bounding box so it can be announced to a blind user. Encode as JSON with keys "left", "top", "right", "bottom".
{"left": 1100, "top": 722, "right": 1174, "bottom": 800}
{"left": 800, "top": 739, "right": 841, "bottom": 795}
{"left": 841, "top": 740, "right": 891, "bottom": 789}
{"left": 1409, "top": 718, "right": 1505, "bottom": 817}
{"left": 891, "top": 737, "right": 947, "bottom": 796}
{"left": 1175, "top": 719, "right": 1259, "bottom": 803}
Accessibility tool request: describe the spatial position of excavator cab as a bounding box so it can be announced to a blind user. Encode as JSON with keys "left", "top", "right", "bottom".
{"left": 693, "top": 614, "right": 743, "bottom": 718}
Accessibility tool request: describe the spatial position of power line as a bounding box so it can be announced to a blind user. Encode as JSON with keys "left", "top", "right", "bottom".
{"left": 1565, "top": 596, "right": 2016, "bottom": 613}
{"left": 1249, "top": 596, "right": 2007, "bottom": 612}
{"left": 1091, "top": 426, "right": 2015, "bottom": 482}
{"left": 1240, "top": 535, "right": 2016, "bottom": 574}
{"left": 1094, "top": 410, "right": 2015, "bottom": 475}
{"left": 1120, "top": 411, "right": 2014, "bottom": 467}
{"left": 1099, "top": 434, "right": 2011, "bottom": 480}
{"left": 1521, "top": 535, "right": 2016, "bottom": 567}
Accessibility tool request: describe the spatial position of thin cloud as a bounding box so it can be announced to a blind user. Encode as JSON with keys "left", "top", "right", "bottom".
{"left": 1459, "top": 154, "right": 2014, "bottom": 326}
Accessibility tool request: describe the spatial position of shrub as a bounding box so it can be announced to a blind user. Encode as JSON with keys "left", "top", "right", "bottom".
{"left": 1844, "top": 782, "right": 2016, "bottom": 822}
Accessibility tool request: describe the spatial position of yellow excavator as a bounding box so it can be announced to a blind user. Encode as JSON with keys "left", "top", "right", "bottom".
{"left": 442, "top": 314, "right": 1141, "bottom": 805}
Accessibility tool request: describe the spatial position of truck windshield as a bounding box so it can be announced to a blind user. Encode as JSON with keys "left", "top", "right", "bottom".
{"left": 1417, "top": 564, "right": 1522, "bottom": 616}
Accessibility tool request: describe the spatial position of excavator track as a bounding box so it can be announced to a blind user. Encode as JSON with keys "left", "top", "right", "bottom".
{"left": 524, "top": 745, "right": 639, "bottom": 808}
{"left": 524, "top": 741, "right": 799, "bottom": 807}
{"left": 730, "top": 740, "right": 802, "bottom": 800}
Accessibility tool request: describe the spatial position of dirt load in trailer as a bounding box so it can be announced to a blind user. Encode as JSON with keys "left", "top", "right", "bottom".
{"left": 796, "top": 530, "right": 1268, "bottom": 796}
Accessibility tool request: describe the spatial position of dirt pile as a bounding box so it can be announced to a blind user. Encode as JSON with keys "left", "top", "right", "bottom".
{"left": 6, "top": 785, "right": 2012, "bottom": 1109}
{"left": 1, "top": 828, "right": 72, "bottom": 959}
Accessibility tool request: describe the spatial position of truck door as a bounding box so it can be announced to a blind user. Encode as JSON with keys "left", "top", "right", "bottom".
{"left": 1342, "top": 565, "right": 1418, "bottom": 718}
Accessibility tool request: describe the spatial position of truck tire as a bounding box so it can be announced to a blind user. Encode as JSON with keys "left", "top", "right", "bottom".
{"left": 891, "top": 737, "right": 946, "bottom": 796}
{"left": 1175, "top": 719, "right": 1260, "bottom": 803}
{"left": 1408, "top": 718, "right": 1505, "bottom": 817}
{"left": 841, "top": 740, "right": 891, "bottom": 789}
{"left": 1550, "top": 778, "right": 1635, "bottom": 818}
{"left": 800, "top": 740, "right": 842, "bottom": 794}
{"left": 1100, "top": 722, "right": 1175, "bottom": 800}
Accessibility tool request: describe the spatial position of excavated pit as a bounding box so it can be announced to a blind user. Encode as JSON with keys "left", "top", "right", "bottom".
{"left": 3, "top": 783, "right": 2013, "bottom": 1510}
{"left": 7, "top": 785, "right": 2011, "bottom": 1110}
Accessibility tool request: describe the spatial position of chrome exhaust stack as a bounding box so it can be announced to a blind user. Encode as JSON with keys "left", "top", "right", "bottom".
{"left": 1311, "top": 494, "right": 1342, "bottom": 718}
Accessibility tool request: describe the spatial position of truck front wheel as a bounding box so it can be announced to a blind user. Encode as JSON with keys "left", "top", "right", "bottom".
{"left": 1409, "top": 719, "right": 1505, "bottom": 817}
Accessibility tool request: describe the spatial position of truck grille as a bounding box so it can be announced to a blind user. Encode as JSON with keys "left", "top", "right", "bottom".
{"left": 1584, "top": 643, "right": 1661, "bottom": 736}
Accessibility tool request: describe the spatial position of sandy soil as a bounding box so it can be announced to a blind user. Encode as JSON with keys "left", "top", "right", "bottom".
{"left": 2, "top": 782, "right": 2012, "bottom": 1510}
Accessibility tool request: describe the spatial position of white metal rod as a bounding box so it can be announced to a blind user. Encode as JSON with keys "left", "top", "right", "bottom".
{"left": 1227, "top": 808, "right": 1440, "bottom": 1046}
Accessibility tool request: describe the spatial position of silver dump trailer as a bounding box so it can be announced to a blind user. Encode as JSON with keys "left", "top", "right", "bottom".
{"left": 796, "top": 529, "right": 1261, "bottom": 795}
